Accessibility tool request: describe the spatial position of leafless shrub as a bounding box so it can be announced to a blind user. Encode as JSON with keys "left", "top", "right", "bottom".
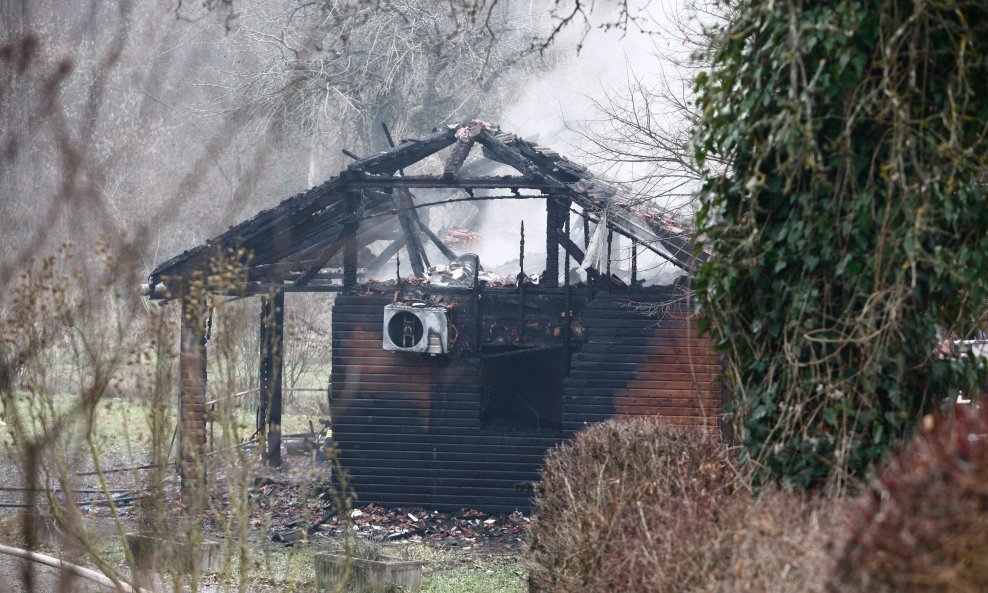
{"left": 527, "top": 417, "right": 842, "bottom": 593}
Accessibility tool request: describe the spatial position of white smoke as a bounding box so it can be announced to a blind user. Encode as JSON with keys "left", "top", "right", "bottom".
{"left": 480, "top": 0, "right": 696, "bottom": 285}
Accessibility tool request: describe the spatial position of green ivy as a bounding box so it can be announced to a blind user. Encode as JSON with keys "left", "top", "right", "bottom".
{"left": 694, "top": 0, "right": 988, "bottom": 488}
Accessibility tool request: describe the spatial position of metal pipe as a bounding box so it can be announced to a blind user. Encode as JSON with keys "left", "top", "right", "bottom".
{"left": 0, "top": 542, "right": 147, "bottom": 593}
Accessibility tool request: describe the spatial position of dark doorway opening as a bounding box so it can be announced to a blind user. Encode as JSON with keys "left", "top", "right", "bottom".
{"left": 480, "top": 347, "right": 566, "bottom": 430}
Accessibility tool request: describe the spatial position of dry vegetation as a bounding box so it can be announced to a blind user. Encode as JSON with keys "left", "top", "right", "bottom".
{"left": 526, "top": 418, "right": 842, "bottom": 593}
{"left": 831, "top": 404, "right": 988, "bottom": 593}
{"left": 527, "top": 415, "right": 988, "bottom": 593}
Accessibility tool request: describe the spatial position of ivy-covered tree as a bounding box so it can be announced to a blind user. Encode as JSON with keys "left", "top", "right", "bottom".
{"left": 694, "top": 1, "right": 988, "bottom": 488}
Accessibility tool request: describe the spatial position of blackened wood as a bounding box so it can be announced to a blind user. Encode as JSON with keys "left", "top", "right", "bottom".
{"left": 392, "top": 188, "right": 429, "bottom": 276}
{"left": 367, "top": 239, "right": 406, "bottom": 273}
{"left": 631, "top": 239, "right": 638, "bottom": 286}
{"left": 258, "top": 292, "right": 284, "bottom": 467}
{"left": 268, "top": 291, "right": 284, "bottom": 466}
{"left": 346, "top": 175, "right": 549, "bottom": 190}
{"left": 544, "top": 198, "right": 559, "bottom": 287}
{"left": 347, "top": 128, "right": 457, "bottom": 174}
{"left": 443, "top": 138, "right": 474, "bottom": 177}
{"left": 477, "top": 130, "right": 567, "bottom": 190}
{"left": 343, "top": 191, "right": 360, "bottom": 289}
{"left": 559, "top": 234, "right": 585, "bottom": 265}
{"left": 293, "top": 242, "right": 343, "bottom": 286}
{"left": 380, "top": 122, "right": 397, "bottom": 149}
{"left": 413, "top": 217, "right": 458, "bottom": 261}
{"left": 179, "top": 294, "right": 208, "bottom": 508}
{"left": 519, "top": 221, "right": 526, "bottom": 342}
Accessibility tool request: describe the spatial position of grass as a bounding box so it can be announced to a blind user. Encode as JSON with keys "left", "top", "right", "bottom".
{"left": 1, "top": 390, "right": 523, "bottom": 593}
{"left": 1, "top": 390, "right": 330, "bottom": 457}
{"left": 421, "top": 556, "right": 526, "bottom": 593}
{"left": 69, "top": 531, "right": 524, "bottom": 593}
{"left": 0, "top": 391, "right": 168, "bottom": 460}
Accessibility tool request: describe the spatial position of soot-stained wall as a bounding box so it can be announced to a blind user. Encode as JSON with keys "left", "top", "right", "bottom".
{"left": 330, "top": 285, "right": 721, "bottom": 512}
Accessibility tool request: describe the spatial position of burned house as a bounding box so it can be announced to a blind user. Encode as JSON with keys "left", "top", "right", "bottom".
{"left": 148, "top": 121, "right": 722, "bottom": 511}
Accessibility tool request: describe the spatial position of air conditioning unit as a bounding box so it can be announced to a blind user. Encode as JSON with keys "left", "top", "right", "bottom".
{"left": 382, "top": 304, "right": 449, "bottom": 355}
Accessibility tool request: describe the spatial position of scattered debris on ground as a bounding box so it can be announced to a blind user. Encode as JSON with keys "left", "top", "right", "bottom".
{"left": 251, "top": 478, "right": 531, "bottom": 552}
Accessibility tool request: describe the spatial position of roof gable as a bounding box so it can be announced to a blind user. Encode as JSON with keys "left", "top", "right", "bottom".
{"left": 149, "top": 121, "right": 703, "bottom": 294}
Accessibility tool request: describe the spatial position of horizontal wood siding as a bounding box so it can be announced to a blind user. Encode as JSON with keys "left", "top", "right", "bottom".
{"left": 331, "top": 286, "right": 721, "bottom": 512}
{"left": 563, "top": 291, "right": 721, "bottom": 432}
{"left": 332, "top": 293, "right": 564, "bottom": 512}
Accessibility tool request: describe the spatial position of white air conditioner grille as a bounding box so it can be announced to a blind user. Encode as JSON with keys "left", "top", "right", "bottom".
{"left": 382, "top": 304, "right": 449, "bottom": 354}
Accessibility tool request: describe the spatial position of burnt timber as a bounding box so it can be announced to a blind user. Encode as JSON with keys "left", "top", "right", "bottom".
{"left": 148, "top": 120, "right": 720, "bottom": 512}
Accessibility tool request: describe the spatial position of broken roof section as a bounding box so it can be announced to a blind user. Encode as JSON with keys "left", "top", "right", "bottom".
{"left": 148, "top": 120, "right": 704, "bottom": 296}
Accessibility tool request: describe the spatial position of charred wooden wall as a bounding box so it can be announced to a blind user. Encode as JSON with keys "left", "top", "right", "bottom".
{"left": 331, "top": 285, "right": 721, "bottom": 512}
{"left": 564, "top": 292, "right": 721, "bottom": 432}
{"left": 332, "top": 293, "right": 564, "bottom": 512}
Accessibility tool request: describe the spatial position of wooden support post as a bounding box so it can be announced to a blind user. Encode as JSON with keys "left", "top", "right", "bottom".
{"left": 606, "top": 230, "right": 613, "bottom": 280}
{"left": 564, "top": 214, "right": 572, "bottom": 355}
{"left": 519, "top": 221, "right": 526, "bottom": 344}
{"left": 343, "top": 190, "right": 361, "bottom": 290}
{"left": 179, "top": 294, "right": 208, "bottom": 509}
{"left": 473, "top": 254, "right": 482, "bottom": 354}
{"left": 631, "top": 239, "right": 638, "bottom": 286}
{"left": 258, "top": 291, "right": 284, "bottom": 467}
{"left": 544, "top": 198, "right": 559, "bottom": 287}
{"left": 392, "top": 188, "right": 429, "bottom": 276}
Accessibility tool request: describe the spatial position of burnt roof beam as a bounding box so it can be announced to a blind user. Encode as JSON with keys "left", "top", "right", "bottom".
{"left": 392, "top": 188, "right": 429, "bottom": 277}
{"left": 413, "top": 216, "right": 459, "bottom": 262}
{"left": 559, "top": 234, "right": 585, "bottom": 265}
{"left": 476, "top": 130, "right": 569, "bottom": 191}
{"left": 347, "top": 127, "right": 457, "bottom": 175}
{"left": 343, "top": 175, "right": 552, "bottom": 191}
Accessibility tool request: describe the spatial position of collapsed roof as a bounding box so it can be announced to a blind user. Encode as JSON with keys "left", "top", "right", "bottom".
{"left": 148, "top": 121, "right": 704, "bottom": 296}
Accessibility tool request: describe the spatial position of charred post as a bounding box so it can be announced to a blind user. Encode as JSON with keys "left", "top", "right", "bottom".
{"left": 392, "top": 188, "right": 429, "bottom": 276}
{"left": 631, "top": 239, "right": 638, "bottom": 286}
{"left": 444, "top": 122, "right": 484, "bottom": 178}
{"left": 606, "top": 229, "right": 613, "bottom": 279}
{"left": 544, "top": 198, "right": 560, "bottom": 287}
{"left": 258, "top": 291, "right": 285, "bottom": 467}
{"left": 519, "top": 221, "right": 527, "bottom": 344}
{"left": 179, "top": 292, "right": 208, "bottom": 508}
{"left": 343, "top": 190, "right": 361, "bottom": 290}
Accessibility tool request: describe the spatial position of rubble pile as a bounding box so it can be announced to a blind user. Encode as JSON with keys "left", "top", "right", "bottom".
{"left": 251, "top": 478, "right": 532, "bottom": 550}
{"left": 426, "top": 256, "right": 503, "bottom": 287}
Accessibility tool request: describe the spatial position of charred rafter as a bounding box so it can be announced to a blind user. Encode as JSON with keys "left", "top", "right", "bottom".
{"left": 150, "top": 120, "right": 703, "bottom": 298}
{"left": 347, "top": 127, "right": 457, "bottom": 175}
{"left": 343, "top": 175, "right": 550, "bottom": 191}
{"left": 392, "top": 187, "right": 429, "bottom": 277}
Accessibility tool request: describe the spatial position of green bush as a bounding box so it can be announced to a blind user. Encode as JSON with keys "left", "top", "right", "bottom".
{"left": 695, "top": 0, "right": 988, "bottom": 486}
{"left": 830, "top": 405, "right": 988, "bottom": 593}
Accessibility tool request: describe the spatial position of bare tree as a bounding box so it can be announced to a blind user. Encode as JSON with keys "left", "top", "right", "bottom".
{"left": 197, "top": 0, "right": 555, "bottom": 184}
{"left": 572, "top": 0, "right": 731, "bottom": 218}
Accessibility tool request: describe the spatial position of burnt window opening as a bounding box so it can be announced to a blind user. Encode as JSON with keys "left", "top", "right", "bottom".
{"left": 480, "top": 347, "right": 565, "bottom": 431}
